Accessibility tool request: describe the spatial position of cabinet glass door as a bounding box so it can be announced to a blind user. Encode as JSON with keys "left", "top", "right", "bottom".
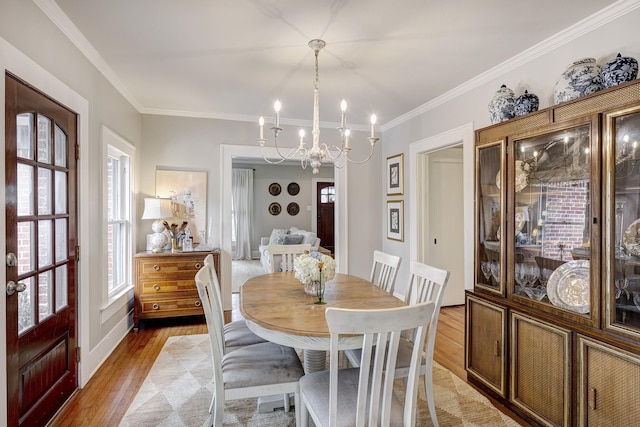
{"left": 512, "top": 123, "right": 594, "bottom": 317}
{"left": 606, "top": 107, "right": 640, "bottom": 338}
{"left": 476, "top": 141, "right": 504, "bottom": 294}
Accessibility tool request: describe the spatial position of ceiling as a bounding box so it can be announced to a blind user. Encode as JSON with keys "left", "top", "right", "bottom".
{"left": 50, "top": 0, "right": 620, "bottom": 129}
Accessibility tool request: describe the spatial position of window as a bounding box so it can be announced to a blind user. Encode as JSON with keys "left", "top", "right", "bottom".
{"left": 102, "top": 128, "right": 135, "bottom": 311}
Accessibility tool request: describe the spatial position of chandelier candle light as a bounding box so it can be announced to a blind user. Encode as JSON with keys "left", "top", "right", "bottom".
{"left": 258, "top": 39, "right": 379, "bottom": 174}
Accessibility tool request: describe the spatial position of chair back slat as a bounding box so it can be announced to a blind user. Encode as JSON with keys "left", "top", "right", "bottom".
{"left": 369, "top": 250, "right": 401, "bottom": 293}
{"left": 404, "top": 260, "right": 450, "bottom": 362}
{"left": 194, "top": 266, "right": 225, "bottom": 393}
{"left": 268, "top": 244, "right": 311, "bottom": 272}
{"left": 326, "top": 302, "right": 435, "bottom": 427}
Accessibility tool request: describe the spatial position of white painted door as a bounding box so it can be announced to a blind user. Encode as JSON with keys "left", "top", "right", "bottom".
{"left": 427, "top": 148, "right": 465, "bottom": 306}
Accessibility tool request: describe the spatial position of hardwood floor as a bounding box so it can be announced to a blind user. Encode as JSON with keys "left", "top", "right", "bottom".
{"left": 48, "top": 299, "right": 525, "bottom": 426}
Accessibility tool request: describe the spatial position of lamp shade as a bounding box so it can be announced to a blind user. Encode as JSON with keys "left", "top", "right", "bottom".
{"left": 141, "top": 197, "right": 173, "bottom": 220}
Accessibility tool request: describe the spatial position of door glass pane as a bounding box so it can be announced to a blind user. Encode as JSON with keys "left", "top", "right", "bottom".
{"left": 37, "top": 114, "right": 51, "bottom": 164}
{"left": 514, "top": 124, "right": 591, "bottom": 312}
{"left": 17, "top": 163, "right": 34, "bottom": 216}
{"left": 55, "top": 218, "right": 68, "bottom": 263}
{"left": 38, "top": 270, "right": 53, "bottom": 321}
{"left": 17, "top": 221, "right": 35, "bottom": 275}
{"left": 38, "top": 220, "right": 53, "bottom": 268}
{"left": 55, "top": 171, "right": 67, "bottom": 214}
{"left": 16, "top": 113, "right": 34, "bottom": 160}
{"left": 56, "top": 265, "right": 68, "bottom": 311}
{"left": 477, "top": 143, "right": 503, "bottom": 292}
{"left": 38, "top": 167, "right": 52, "bottom": 215}
{"left": 18, "top": 277, "right": 35, "bottom": 335}
{"left": 612, "top": 110, "right": 640, "bottom": 332}
{"left": 54, "top": 124, "right": 67, "bottom": 167}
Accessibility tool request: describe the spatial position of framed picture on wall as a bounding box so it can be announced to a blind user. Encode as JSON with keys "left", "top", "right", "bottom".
{"left": 386, "top": 153, "right": 404, "bottom": 195}
{"left": 387, "top": 200, "right": 404, "bottom": 241}
{"left": 155, "top": 168, "right": 207, "bottom": 242}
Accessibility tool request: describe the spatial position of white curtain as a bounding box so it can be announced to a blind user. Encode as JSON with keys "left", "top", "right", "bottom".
{"left": 232, "top": 168, "right": 253, "bottom": 260}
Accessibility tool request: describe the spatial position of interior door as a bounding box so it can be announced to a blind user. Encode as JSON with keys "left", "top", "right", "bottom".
{"left": 427, "top": 148, "right": 465, "bottom": 306}
{"left": 5, "top": 73, "right": 78, "bottom": 426}
{"left": 316, "top": 181, "right": 335, "bottom": 254}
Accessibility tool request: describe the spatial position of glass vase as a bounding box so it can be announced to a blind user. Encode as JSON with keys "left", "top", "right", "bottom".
{"left": 304, "top": 281, "right": 318, "bottom": 296}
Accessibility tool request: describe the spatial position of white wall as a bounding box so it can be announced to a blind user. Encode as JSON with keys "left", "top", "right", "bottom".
{"left": 381, "top": 2, "right": 640, "bottom": 296}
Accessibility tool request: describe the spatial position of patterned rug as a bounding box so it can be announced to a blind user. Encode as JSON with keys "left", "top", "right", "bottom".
{"left": 119, "top": 334, "right": 522, "bottom": 426}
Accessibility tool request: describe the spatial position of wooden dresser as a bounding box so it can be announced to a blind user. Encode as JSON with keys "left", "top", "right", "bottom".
{"left": 133, "top": 249, "right": 219, "bottom": 331}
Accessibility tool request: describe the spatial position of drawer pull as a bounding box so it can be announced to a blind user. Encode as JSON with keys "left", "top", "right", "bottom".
{"left": 153, "top": 264, "right": 160, "bottom": 271}
{"left": 152, "top": 303, "right": 159, "bottom": 310}
{"left": 195, "top": 262, "right": 202, "bottom": 269}
{"left": 494, "top": 340, "right": 500, "bottom": 357}
{"left": 195, "top": 300, "right": 202, "bottom": 307}
{"left": 153, "top": 284, "right": 160, "bottom": 291}
{"left": 588, "top": 387, "right": 596, "bottom": 410}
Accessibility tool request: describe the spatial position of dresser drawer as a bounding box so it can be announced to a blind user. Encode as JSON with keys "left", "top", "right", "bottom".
{"left": 139, "top": 278, "right": 198, "bottom": 295}
{"left": 140, "top": 297, "right": 203, "bottom": 316}
{"left": 138, "top": 257, "right": 204, "bottom": 277}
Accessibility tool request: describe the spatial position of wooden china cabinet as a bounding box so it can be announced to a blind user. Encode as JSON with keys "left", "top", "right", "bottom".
{"left": 467, "top": 79, "right": 640, "bottom": 426}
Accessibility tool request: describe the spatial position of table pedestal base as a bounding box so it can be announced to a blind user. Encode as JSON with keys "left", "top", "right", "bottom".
{"left": 256, "top": 393, "right": 296, "bottom": 413}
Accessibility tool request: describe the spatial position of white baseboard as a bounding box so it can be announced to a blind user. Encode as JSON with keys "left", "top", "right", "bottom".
{"left": 79, "top": 310, "right": 133, "bottom": 387}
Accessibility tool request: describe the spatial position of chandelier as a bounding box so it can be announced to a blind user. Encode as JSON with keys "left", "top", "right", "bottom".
{"left": 258, "top": 39, "right": 379, "bottom": 174}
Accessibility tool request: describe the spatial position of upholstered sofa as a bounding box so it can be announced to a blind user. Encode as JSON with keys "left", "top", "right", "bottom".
{"left": 259, "top": 227, "right": 321, "bottom": 272}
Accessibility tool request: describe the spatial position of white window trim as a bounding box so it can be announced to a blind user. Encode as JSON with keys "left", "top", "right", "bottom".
{"left": 101, "top": 126, "right": 135, "bottom": 324}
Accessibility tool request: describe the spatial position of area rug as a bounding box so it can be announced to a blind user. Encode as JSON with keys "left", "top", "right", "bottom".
{"left": 231, "top": 260, "right": 264, "bottom": 293}
{"left": 119, "top": 334, "right": 521, "bottom": 426}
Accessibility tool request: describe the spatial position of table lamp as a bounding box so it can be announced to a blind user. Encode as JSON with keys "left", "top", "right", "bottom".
{"left": 141, "top": 197, "right": 174, "bottom": 252}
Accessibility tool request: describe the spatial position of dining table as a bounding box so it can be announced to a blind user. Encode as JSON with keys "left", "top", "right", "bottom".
{"left": 240, "top": 271, "right": 407, "bottom": 373}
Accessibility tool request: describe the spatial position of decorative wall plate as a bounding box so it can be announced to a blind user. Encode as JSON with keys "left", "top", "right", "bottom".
{"left": 268, "top": 183, "right": 281, "bottom": 196}
{"left": 547, "top": 260, "right": 590, "bottom": 313}
{"left": 268, "top": 202, "right": 281, "bottom": 215}
{"left": 287, "top": 182, "right": 300, "bottom": 196}
{"left": 623, "top": 218, "right": 640, "bottom": 257}
{"left": 287, "top": 202, "right": 300, "bottom": 216}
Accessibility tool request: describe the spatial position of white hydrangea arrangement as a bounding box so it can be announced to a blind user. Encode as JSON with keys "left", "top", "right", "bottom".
{"left": 293, "top": 251, "right": 336, "bottom": 285}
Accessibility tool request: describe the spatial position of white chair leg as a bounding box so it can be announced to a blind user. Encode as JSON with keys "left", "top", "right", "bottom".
{"left": 300, "top": 395, "right": 309, "bottom": 427}
{"left": 424, "top": 369, "right": 438, "bottom": 427}
{"left": 294, "top": 392, "right": 302, "bottom": 427}
{"left": 284, "top": 393, "right": 290, "bottom": 412}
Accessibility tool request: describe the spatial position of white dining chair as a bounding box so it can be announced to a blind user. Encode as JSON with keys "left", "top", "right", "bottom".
{"left": 203, "top": 254, "right": 266, "bottom": 349}
{"left": 369, "top": 250, "right": 402, "bottom": 294}
{"left": 195, "top": 266, "right": 304, "bottom": 426}
{"left": 299, "top": 302, "right": 436, "bottom": 427}
{"left": 268, "top": 243, "right": 311, "bottom": 272}
{"left": 344, "top": 260, "right": 450, "bottom": 426}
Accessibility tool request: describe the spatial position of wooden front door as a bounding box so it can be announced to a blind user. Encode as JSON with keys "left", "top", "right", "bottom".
{"left": 5, "top": 74, "right": 78, "bottom": 426}
{"left": 316, "top": 181, "right": 335, "bottom": 254}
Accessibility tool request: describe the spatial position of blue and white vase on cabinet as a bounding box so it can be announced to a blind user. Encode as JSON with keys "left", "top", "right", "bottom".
{"left": 488, "top": 84, "right": 515, "bottom": 124}
{"left": 514, "top": 90, "right": 539, "bottom": 116}
{"left": 601, "top": 53, "right": 638, "bottom": 89}
{"left": 554, "top": 58, "right": 602, "bottom": 104}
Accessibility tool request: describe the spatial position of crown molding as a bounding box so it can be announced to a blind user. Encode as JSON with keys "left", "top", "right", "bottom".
{"left": 381, "top": 0, "right": 640, "bottom": 132}
{"left": 36, "top": 0, "right": 639, "bottom": 129}
{"left": 34, "top": 0, "right": 144, "bottom": 111}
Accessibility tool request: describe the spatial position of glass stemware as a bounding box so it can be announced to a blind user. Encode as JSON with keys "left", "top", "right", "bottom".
{"left": 490, "top": 262, "right": 501, "bottom": 285}
{"left": 481, "top": 262, "right": 492, "bottom": 283}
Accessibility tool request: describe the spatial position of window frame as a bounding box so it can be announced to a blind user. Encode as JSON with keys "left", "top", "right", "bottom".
{"left": 101, "top": 127, "right": 135, "bottom": 322}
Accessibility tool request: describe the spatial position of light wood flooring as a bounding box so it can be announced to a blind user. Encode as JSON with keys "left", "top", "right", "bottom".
{"left": 48, "top": 298, "right": 525, "bottom": 426}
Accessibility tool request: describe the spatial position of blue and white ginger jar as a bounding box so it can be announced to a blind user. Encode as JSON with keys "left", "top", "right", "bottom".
{"left": 488, "top": 84, "right": 515, "bottom": 124}
{"left": 514, "top": 90, "right": 539, "bottom": 116}
{"left": 601, "top": 53, "right": 638, "bottom": 89}
{"left": 554, "top": 58, "right": 602, "bottom": 104}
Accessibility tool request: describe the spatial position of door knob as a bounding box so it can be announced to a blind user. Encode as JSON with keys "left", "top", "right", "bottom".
{"left": 7, "top": 281, "right": 27, "bottom": 296}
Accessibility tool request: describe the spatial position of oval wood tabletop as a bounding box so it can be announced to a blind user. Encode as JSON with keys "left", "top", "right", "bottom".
{"left": 240, "top": 272, "right": 406, "bottom": 338}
